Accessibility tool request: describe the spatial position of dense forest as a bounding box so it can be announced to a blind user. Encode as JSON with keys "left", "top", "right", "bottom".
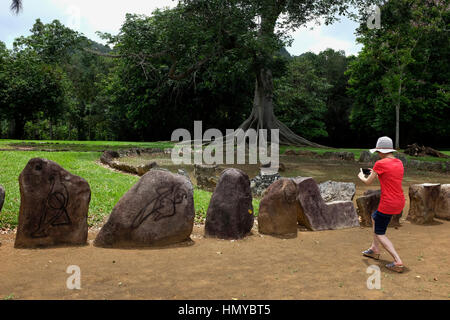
{"left": 0, "top": 0, "right": 448, "bottom": 148}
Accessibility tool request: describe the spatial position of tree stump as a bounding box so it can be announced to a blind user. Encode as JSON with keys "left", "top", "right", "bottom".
{"left": 407, "top": 183, "right": 441, "bottom": 224}
{"left": 435, "top": 184, "right": 450, "bottom": 220}
{"left": 356, "top": 190, "right": 402, "bottom": 227}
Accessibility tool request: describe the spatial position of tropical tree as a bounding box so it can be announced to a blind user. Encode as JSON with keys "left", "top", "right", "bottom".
{"left": 348, "top": 0, "right": 449, "bottom": 148}
{"left": 10, "top": 0, "right": 21, "bottom": 14}
{"left": 81, "top": 0, "right": 382, "bottom": 146}
{"left": 0, "top": 48, "right": 70, "bottom": 139}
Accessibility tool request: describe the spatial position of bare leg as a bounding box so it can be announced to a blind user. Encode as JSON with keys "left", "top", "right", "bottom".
{"left": 370, "top": 218, "right": 381, "bottom": 253}
{"left": 376, "top": 234, "right": 403, "bottom": 265}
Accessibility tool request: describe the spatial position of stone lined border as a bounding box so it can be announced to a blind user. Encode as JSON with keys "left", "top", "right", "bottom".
{"left": 359, "top": 151, "right": 450, "bottom": 174}
{"left": 285, "top": 149, "right": 450, "bottom": 173}
{"left": 100, "top": 148, "right": 171, "bottom": 176}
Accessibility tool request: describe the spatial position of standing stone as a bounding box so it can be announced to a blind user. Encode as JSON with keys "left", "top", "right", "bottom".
{"left": 318, "top": 181, "right": 356, "bottom": 202}
{"left": 94, "top": 169, "right": 194, "bottom": 247}
{"left": 258, "top": 179, "right": 299, "bottom": 238}
{"left": 294, "top": 177, "right": 359, "bottom": 231}
{"left": 205, "top": 168, "right": 254, "bottom": 239}
{"left": 435, "top": 184, "right": 450, "bottom": 221}
{"left": 0, "top": 185, "right": 5, "bottom": 214}
{"left": 356, "top": 190, "right": 402, "bottom": 227}
{"left": 15, "top": 158, "right": 91, "bottom": 248}
{"left": 407, "top": 183, "right": 441, "bottom": 224}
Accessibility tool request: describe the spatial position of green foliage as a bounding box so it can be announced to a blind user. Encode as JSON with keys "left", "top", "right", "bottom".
{"left": 97, "top": 9, "right": 255, "bottom": 141}
{"left": 0, "top": 46, "right": 70, "bottom": 138}
{"left": 13, "top": 18, "right": 83, "bottom": 64}
{"left": 273, "top": 49, "right": 356, "bottom": 143}
{"left": 274, "top": 55, "right": 331, "bottom": 140}
{"left": 2, "top": 1, "right": 448, "bottom": 148}
{"left": 347, "top": 0, "right": 449, "bottom": 147}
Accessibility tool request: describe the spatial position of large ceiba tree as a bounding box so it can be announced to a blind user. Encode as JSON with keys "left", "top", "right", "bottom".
{"left": 11, "top": 0, "right": 381, "bottom": 147}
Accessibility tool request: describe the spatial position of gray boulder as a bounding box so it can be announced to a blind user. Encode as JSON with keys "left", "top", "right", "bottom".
{"left": 318, "top": 181, "right": 356, "bottom": 202}
{"left": 250, "top": 170, "right": 281, "bottom": 197}
{"left": 294, "top": 177, "right": 359, "bottom": 231}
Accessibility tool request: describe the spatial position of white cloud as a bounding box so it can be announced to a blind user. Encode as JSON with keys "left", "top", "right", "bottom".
{"left": 287, "top": 16, "right": 362, "bottom": 56}
{"left": 48, "top": 0, "right": 176, "bottom": 44}
{"left": 1, "top": 0, "right": 361, "bottom": 55}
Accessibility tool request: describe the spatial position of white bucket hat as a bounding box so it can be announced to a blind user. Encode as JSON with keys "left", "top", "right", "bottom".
{"left": 370, "top": 136, "right": 397, "bottom": 154}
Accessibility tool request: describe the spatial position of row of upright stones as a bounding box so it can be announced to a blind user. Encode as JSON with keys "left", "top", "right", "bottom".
{"left": 12, "top": 157, "right": 256, "bottom": 248}
{"left": 8, "top": 157, "right": 450, "bottom": 248}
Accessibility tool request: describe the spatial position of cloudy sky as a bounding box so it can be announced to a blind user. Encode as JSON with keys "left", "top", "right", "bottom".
{"left": 1, "top": 0, "right": 362, "bottom": 56}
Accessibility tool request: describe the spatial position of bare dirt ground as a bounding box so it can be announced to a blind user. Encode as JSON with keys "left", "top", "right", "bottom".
{"left": 1, "top": 156, "right": 449, "bottom": 300}
{"left": 1, "top": 221, "right": 449, "bottom": 300}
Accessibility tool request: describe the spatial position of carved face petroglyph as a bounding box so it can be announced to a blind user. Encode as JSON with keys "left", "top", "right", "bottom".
{"left": 131, "top": 182, "right": 189, "bottom": 228}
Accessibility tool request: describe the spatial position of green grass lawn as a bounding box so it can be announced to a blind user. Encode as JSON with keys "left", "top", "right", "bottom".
{"left": 0, "top": 151, "right": 139, "bottom": 228}
{"left": 0, "top": 149, "right": 259, "bottom": 229}
{"left": 0, "top": 139, "right": 175, "bottom": 152}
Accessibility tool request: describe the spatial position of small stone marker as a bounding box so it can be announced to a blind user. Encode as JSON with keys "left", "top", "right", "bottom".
{"left": 205, "top": 168, "right": 254, "bottom": 239}
{"left": 15, "top": 158, "right": 91, "bottom": 248}
{"left": 94, "top": 169, "right": 194, "bottom": 247}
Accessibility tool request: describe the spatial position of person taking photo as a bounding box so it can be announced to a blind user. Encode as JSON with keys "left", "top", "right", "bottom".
{"left": 358, "top": 136, "right": 406, "bottom": 273}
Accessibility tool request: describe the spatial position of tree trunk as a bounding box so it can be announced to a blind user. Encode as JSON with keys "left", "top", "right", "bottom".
{"left": 237, "top": 9, "right": 326, "bottom": 148}
{"left": 49, "top": 119, "right": 53, "bottom": 140}
{"left": 395, "top": 82, "right": 402, "bottom": 149}
{"left": 13, "top": 117, "right": 25, "bottom": 139}
{"left": 238, "top": 66, "right": 326, "bottom": 147}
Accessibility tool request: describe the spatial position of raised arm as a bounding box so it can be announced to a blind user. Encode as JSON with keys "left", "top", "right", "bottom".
{"left": 358, "top": 168, "right": 378, "bottom": 185}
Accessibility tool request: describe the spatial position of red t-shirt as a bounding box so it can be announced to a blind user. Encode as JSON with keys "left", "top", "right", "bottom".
{"left": 372, "top": 158, "right": 405, "bottom": 215}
